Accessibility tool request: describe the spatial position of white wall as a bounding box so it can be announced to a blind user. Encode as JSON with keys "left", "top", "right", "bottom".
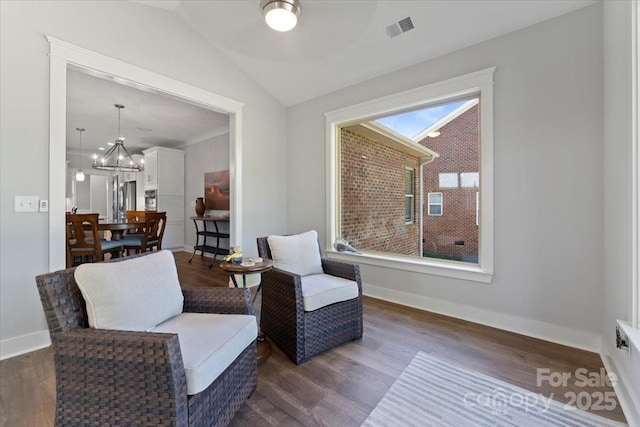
{"left": 602, "top": 1, "right": 640, "bottom": 425}
{"left": 0, "top": 0, "right": 288, "bottom": 358}
{"left": 287, "top": 6, "right": 604, "bottom": 349}
{"left": 184, "top": 133, "right": 231, "bottom": 253}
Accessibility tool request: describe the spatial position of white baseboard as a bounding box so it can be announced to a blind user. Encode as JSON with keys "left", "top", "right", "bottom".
{"left": 0, "top": 330, "right": 51, "bottom": 361}
{"left": 600, "top": 346, "right": 640, "bottom": 427}
{"left": 363, "top": 283, "right": 602, "bottom": 352}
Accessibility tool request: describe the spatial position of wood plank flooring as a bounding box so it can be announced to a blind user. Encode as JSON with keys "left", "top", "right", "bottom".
{"left": 0, "top": 251, "right": 627, "bottom": 426}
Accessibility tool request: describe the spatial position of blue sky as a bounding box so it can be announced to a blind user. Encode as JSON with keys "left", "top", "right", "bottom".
{"left": 376, "top": 99, "right": 466, "bottom": 140}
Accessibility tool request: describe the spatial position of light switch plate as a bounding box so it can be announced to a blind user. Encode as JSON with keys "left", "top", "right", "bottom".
{"left": 14, "top": 196, "right": 39, "bottom": 212}
{"left": 39, "top": 199, "right": 49, "bottom": 212}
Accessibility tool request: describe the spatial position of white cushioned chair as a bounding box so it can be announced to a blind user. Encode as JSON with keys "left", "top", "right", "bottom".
{"left": 257, "top": 230, "right": 363, "bottom": 364}
{"left": 35, "top": 250, "right": 257, "bottom": 427}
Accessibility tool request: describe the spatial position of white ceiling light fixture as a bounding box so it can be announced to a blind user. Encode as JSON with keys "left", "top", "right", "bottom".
{"left": 75, "top": 127, "right": 86, "bottom": 182}
{"left": 93, "top": 104, "right": 144, "bottom": 172}
{"left": 261, "top": 0, "right": 301, "bottom": 32}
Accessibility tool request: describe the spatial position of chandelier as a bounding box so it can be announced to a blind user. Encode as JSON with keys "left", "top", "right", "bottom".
{"left": 93, "top": 104, "right": 144, "bottom": 172}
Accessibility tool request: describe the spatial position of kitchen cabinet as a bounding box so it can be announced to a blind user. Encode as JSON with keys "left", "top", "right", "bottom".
{"left": 143, "top": 148, "right": 184, "bottom": 195}
{"left": 143, "top": 150, "right": 158, "bottom": 189}
{"left": 142, "top": 146, "right": 185, "bottom": 249}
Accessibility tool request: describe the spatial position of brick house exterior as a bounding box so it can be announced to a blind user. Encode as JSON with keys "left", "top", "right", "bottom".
{"left": 417, "top": 103, "right": 479, "bottom": 262}
{"left": 340, "top": 100, "right": 479, "bottom": 262}
{"left": 340, "top": 128, "right": 421, "bottom": 255}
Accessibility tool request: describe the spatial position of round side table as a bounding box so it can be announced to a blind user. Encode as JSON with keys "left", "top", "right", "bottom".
{"left": 219, "top": 258, "right": 274, "bottom": 364}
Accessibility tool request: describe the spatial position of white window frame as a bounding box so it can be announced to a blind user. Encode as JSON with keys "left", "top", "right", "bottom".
{"left": 325, "top": 67, "right": 495, "bottom": 283}
{"left": 427, "top": 192, "right": 443, "bottom": 216}
{"left": 618, "top": 0, "right": 640, "bottom": 351}
{"left": 405, "top": 168, "right": 415, "bottom": 224}
{"left": 633, "top": 0, "right": 640, "bottom": 330}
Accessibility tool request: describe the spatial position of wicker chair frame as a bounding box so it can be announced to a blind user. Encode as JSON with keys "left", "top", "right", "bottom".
{"left": 256, "top": 237, "right": 363, "bottom": 365}
{"left": 35, "top": 253, "right": 257, "bottom": 427}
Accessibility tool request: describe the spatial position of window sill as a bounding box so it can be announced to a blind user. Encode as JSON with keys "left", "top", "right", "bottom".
{"left": 326, "top": 249, "right": 494, "bottom": 284}
{"left": 617, "top": 320, "right": 640, "bottom": 352}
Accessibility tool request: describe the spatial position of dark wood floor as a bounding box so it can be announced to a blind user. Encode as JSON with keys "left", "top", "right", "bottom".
{"left": 0, "top": 251, "right": 627, "bottom": 426}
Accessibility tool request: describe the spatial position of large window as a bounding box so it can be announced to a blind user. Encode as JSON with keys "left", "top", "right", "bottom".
{"left": 326, "top": 68, "right": 495, "bottom": 283}
{"left": 340, "top": 98, "right": 479, "bottom": 263}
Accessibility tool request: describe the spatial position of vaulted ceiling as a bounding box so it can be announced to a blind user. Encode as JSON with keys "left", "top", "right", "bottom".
{"left": 168, "top": 0, "right": 597, "bottom": 107}
{"left": 67, "top": 0, "right": 598, "bottom": 159}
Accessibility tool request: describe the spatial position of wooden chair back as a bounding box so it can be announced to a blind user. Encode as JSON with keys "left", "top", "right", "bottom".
{"left": 141, "top": 211, "right": 167, "bottom": 252}
{"left": 156, "top": 211, "right": 167, "bottom": 249}
{"left": 66, "top": 213, "right": 102, "bottom": 267}
{"left": 126, "top": 210, "right": 146, "bottom": 236}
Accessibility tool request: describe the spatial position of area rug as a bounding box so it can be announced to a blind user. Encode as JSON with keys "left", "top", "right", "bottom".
{"left": 362, "top": 352, "right": 626, "bottom": 427}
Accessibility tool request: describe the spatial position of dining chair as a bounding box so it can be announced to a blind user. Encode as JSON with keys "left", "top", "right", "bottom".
{"left": 125, "top": 210, "right": 146, "bottom": 236}
{"left": 66, "top": 213, "right": 123, "bottom": 268}
{"left": 121, "top": 211, "right": 167, "bottom": 255}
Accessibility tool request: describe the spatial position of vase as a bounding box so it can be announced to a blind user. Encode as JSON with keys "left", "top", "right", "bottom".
{"left": 195, "top": 197, "right": 205, "bottom": 217}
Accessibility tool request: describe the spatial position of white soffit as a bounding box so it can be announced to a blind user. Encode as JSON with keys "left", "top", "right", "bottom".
{"left": 413, "top": 98, "right": 480, "bottom": 142}
{"left": 345, "top": 122, "right": 439, "bottom": 160}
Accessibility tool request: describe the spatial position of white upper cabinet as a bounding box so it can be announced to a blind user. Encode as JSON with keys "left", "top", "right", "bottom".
{"left": 143, "top": 150, "right": 158, "bottom": 189}
{"left": 142, "top": 147, "right": 184, "bottom": 196}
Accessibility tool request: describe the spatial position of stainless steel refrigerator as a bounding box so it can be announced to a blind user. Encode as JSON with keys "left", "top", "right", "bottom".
{"left": 112, "top": 175, "right": 136, "bottom": 219}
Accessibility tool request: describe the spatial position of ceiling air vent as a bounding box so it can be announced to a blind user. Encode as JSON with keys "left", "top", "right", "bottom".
{"left": 386, "top": 17, "right": 414, "bottom": 38}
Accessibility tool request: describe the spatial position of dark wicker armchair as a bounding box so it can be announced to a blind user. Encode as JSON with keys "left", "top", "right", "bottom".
{"left": 257, "top": 236, "right": 363, "bottom": 365}
{"left": 35, "top": 253, "right": 257, "bottom": 427}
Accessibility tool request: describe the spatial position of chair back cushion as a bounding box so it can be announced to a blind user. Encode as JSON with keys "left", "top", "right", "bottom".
{"left": 74, "top": 250, "right": 184, "bottom": 331}
{"left": 267, "top": 230, "right": 323, "bottom": 276}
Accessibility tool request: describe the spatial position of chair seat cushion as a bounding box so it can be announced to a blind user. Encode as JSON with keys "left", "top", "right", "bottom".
{"left": 120, "top": 236, "right": 158, "bottom": 248}
{"left": 75, "top": 250, "right": 184, "bottom": 331}
{"left": 69, "top": 239, "right": 122, "bottom": 252}
{"left": 119, "top": 236, "right": 141, "bottom": 245}
{"left": 151, "top": 312, "right": 257, "bottom": 395}
{"left": 300, "top": 273, "right": 359, "bottom": 312}
{"left": 267, "top": 230, "right": 323, "bottom": 276}
{"left": 100, "top": 239, "right": 123, "bottom": 251}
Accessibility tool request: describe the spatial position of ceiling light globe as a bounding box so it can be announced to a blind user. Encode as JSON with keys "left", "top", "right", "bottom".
{"left": 76, "top": 169, "right": 85, "bottom": 182}
{"left": 262, "top": 0, "right": 300, "bottom": 32}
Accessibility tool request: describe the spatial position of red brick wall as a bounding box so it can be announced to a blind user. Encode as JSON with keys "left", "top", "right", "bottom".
{"left": 341, "top": 129, "right": 420, "bottom": 255}
{"left": 418, "top": 104, "right": 479, "bottom": 262}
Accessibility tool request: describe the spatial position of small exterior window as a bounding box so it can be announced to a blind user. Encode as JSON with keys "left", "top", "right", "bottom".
{"left": 428, "top": 192, "right": 443, "bottom": 216}
{"left": 439, "top": 173, "right": 458, "bottom": 188}
{"left": 461, "top": 172, "right": 479, "bottom": 188}
{"left": 405, "top": 168, "right": 415, "bottom": 223}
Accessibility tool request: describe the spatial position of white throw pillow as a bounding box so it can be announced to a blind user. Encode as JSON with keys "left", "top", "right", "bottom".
{"left": 75, "top": 250, "right": 184, "bottom": 331}
{"left": 267, "top": 230, "right": 323, "bottom": 276}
